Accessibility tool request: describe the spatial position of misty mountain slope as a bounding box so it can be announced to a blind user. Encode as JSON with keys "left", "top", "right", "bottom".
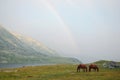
{"left": 0, "top": 26, "right": 46, "bottom": 56}
{"left": 0, "top": 26, "right": 81, "bottom": 64}
{"left": 11, "top": 32, "right": 58, "bottom": 57}
{"left": 0, "top": 26, "right": 48, "bottom": 63}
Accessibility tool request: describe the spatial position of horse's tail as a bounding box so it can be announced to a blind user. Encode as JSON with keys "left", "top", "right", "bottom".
{"left": 89, "top": 66, "right": 91, "bottom": 72}
{"left": 77, "top": 67, "right": 78, "bottom": 72}
{"left": 77, "top": 66, "right": 80, "bottom": 72}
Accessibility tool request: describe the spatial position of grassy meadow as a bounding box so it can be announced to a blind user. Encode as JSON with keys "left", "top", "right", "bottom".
{"left": 0, "top": 64, "right": 120, "bottom": 80}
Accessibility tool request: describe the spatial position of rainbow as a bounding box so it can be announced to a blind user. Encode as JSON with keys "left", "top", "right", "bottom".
{"left": 41, "top": 0, "right": 80, "bottom": 55}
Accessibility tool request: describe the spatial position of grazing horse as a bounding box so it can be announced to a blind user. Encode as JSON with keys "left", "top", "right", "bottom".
{"left": 77, "top": 64, "right": 87, "bottom": 72}
{"left": 89, "top": 64, "right": 99, "bottom": 72}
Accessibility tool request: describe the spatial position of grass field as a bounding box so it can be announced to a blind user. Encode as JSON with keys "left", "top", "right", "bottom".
{"left": 0, "top": 64, "right": 120, "bottom": 80}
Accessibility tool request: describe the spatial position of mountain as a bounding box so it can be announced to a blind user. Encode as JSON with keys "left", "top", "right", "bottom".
{"left": 0, "top": 26, "right": 81, "bottom": 64}
{"left": 91, "top": 60, "right": 120, "bottom": 68}
{"left": 11, "top": 32, "right": 58, "bottom": 57}
{"left": 93, "top": 60, "right": 120, "bottom": 65}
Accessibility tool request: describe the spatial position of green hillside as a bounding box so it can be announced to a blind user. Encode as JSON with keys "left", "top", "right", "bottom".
{"left": 93, "top": 60, "right": 109, "bottom": 64}
{"left": 94, "top": 60, "right": 120, "bottom": 64}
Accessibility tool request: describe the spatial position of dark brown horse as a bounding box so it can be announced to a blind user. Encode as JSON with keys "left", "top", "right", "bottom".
{"left": 89, "top": 64, "right": 99, "bottom": 72}
{"left": 77, "top": 64, "right": 87, "bottom": 72}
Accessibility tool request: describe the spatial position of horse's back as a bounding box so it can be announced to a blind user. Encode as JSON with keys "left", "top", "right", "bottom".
{"left": 89, "top": 64, "right": 99, "bottom": 72}
{"left": 78, "top": 64, "right": 87, "bottom": 68}
{"left": 89, "top": 64, "right": 97, "bottom": 68}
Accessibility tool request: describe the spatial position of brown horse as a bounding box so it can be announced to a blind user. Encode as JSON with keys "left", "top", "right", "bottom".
{"left": 89, "top": 64, "right": 99, "bottom": 72}
{"left": 77, "top": 64, "right": 87, "bottom": 72}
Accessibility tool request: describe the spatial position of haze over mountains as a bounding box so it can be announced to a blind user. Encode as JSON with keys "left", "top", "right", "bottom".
{"left": 0, "top": 26, "right": 80, "bottom": 64}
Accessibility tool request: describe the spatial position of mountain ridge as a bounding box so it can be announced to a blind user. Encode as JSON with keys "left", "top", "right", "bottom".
{"left": 0, "top": 26, "right": 81, "bottom": 64}
{"left": 11, "top": 31, "right": 59, "bottom": 56}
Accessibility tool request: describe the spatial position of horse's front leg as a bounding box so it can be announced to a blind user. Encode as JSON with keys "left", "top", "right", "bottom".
{"left": 78, "top": 68, "right": 80, "bottom": 72}
{"left": 77, "top": 68, "right": 80, "bottom": 72}
{"left": 86, "top": 68, "right": 87, "bottom": 72}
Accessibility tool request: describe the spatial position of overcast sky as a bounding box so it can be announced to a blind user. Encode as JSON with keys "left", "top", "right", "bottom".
{"left": 0, "top": 0, "right": 120, "bottom": 63}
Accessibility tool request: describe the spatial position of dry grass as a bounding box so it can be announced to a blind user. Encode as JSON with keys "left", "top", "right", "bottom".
{"left": 0, "top": 64, "right": 120, "bottom": 80}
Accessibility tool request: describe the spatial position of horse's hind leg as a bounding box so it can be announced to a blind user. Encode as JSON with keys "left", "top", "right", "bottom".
{"left": 89, "top": 68, "right": 91, "bottom": 72}
{"left": 83, "top": 69, "right": 85, "bottom": 72}
{"left": 96, "top": 67, "right": 99, "bottom": 72}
